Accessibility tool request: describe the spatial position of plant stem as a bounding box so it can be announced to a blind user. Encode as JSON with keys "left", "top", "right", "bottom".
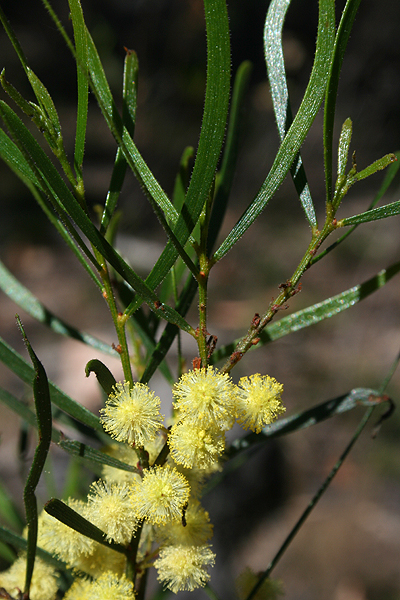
{"left": 220, "top": 215, "right": 338, "bottom": 374}
{"left": 96, "top": 253, "right": 133, "bottom": 384}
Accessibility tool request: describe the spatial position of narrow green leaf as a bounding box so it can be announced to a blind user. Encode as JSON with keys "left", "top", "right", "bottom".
{"left": 17, "top": 318, "right": 52, "bottom": 596}
{"left": 85, "top": 359, "right": 116, "bottom": 396}
{"left": 58, "top": 440, "right": 141, "bottom": 475}
{"left": 340, "top": 198, "right": 400, "bottom": 226}
{"left": 0, "top": 126, "right": 42, "bottom": 188}
{"left": 26, "top": 67, "right": 61, "bottom": 139}
{"left": 100, "top": 49, "right": 139, "bottom": 234}
{"left": 336, "top": 117, "right": 352, "bottom": 188}
{"left": 0, "top": 259, "right": 117, "bottom": 356}
{"left": 264, "top": 0, "right": 317, "bottom": 228}
{"left": 211, "top": 261, "right": 400, "bottom": 362}
{"left": 324, "top": 0, "right": 362, "bottom": 202}
{"left": 0, "top": 334, "right": 103, "bottom": 433}
{"left": 68, "top": 0, "right": 88, "bottom": 171}
{"left": 214, "top": 0, "right": 335, "bottom": 261}
{"left": 348, "top": 153, "right": 397, "bottom": 185}
{"left": 44, "top": 498, "right": 127, "bottom": 554}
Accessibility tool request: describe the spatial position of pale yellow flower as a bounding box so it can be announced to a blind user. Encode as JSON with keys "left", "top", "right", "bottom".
{"left": 132, "top": 465, "right": 190, "bottom": 525}
{"left": 100, "top": 381, "right": 164, "bottom": 447}
{"left": 154, "top": 544, "right": 215, "bottom": 593}
{"left": 156, "top": 499, "right": 213, "bottom": 546}
{"left": 87, "top": 479, "right": 138, "bottom": 544}
{"left": 172, "top": 367, "right": 236, "bottom": 430}
{"left": 236, "top": 374, "right": 285, "bottom": 433}
{"left": 168, "top": 421, "right": 225, "bottom": 469}
{"left": 0, "top": 554, "right": 58, "bottom": 600}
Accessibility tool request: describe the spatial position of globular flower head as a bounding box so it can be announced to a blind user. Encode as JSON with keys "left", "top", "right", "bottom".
{"left": 0, "top": 554, "right": 58, "bottom": 600}
{"left": 156, "top": 499, "right": 213, "bottom": 546}
{"left": 100, "top": 381, "right": 164, "bottom": 447}
{"left": 154, "top": 544, "right": 215, "bottom": 593}
{"left": 168, "top": 421, "right": 225, "bottom": 469}
{"left": 86, "top": 479, "right": 138, "bottom": 544}
{"left": 172, "top": 367, "right": 236, "bottom": 431}
{"left": 236, "top": 374, "right": 285, "bottom": 433}
{"left": 132, "top": 465, "right": 190, "bottom": 525}
{"left": 64, "top": 571, "right": 135, "bottom": 600}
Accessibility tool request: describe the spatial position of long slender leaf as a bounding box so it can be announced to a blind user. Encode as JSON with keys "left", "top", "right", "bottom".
{"left": 101, "top": 49, "right": 139, "bottom": 234}
{"left": 17, "top": 318, "right": 52, "bottom": 596}
{"left": 213, "top": 0, "right": 335, "bottom": 261}
{"left": 58, "top": 440, "right": 141, "bottom": 475}
{"left": 0, "top": 334, "right": 103, "bottom": 433}
{"left": 264, "top": 0, "right": 317, "bottom": 228}
{"left": 0, "top": 260, "right": 117, "bottom": 356}
{"left": 68, "top": 0, "right": 88, "bottom": 172}
{"left": 323, "top": 0, "right": 362, "bottom": 203}
{"left": 211, "top": 260, "right": 400, "bottom": 363}
{"left": 340, "top": 199, "right": 400, "bottom": 226}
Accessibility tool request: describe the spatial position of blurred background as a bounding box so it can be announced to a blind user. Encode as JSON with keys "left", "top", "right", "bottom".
{"left": 1, "top": 0, "right": 400, "bottom": 598}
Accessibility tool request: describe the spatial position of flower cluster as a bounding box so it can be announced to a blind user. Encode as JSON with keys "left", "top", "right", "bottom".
{"left": 4, "top": 371, "right": 283, "bottom": 598}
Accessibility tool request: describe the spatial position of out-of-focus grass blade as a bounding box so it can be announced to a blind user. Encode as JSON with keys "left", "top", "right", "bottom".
{"left": 323, "top": 0, "right": 362, "bottom": 203}
{"left": 213, "top": 0, "right": 335, "bottom": 262}
{"left": 207, "top": 60, "right": 253, "bottom": 253}
{"left": 44, "top": 499, "right": 127, "bottom": 554}
{"left": 0, "top": 525, "right": 68, "bottom": 570}
{"left": 0, "top": 480, "right": 24, "bottom": 532}
{"left": 0, "top": 260, "right": 117, "bottom": 357}
{"left": 340, "top": 199, "right": 400, "bottom": 226}
{"left": 0, "top": 386, "right": 60, "bottom": 443}
{"left": 101, "top": 49, "right": 139, "bottom": 234}
{"left": 58, "top": 440, "right": 141, "bottom": 475}
{"left": 16, "top": 318, "right": 52, "bottom": 596}
{"left": 211, "top": 261, "right": 400, "bottom": 362}
{"left": 0, "top": 129, "right": 103, "bottom": 289}
{"left": 0, "top": 335, "right": 103, "bottom": 433}
{"left": 204, "top": 388, "right": 388, "bottom": 496}
{"left": 229, "top": 388, "right": 385, "bottom": 455}
{"left": 68, "top": 0, "right": 88, "bottom": 172}
{"left": 264, "top": 0, "right": 316, "bottom": 228}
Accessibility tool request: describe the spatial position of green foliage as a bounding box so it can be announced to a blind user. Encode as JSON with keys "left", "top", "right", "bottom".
{"left": 0, "top": 0, "right": 399, "bottom": 597}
